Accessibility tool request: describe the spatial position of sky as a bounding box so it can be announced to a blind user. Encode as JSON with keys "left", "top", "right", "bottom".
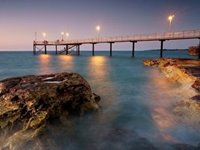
{"left": 0, "top": 0, "right": 199, "bottom": 51}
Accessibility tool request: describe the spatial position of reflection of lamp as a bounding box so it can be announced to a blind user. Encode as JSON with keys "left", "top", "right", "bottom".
{"left": 168, "top": 15, "right": 175, "bottom": 31}
{"left": 89, "top": 56, "right": 107, "bottom": 80}
{"left": 42, "top": 32, "right": 46, "bottom": 40}
{"left": 61, "top": 32, "right": 64, "bottom": 41}
{"left": 38, "top": 55, "right": 51, "bottom": 74}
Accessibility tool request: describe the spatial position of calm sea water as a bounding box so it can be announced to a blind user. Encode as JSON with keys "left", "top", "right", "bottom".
{"left": 0, "top": 50, "right": 199, "bottom": 150}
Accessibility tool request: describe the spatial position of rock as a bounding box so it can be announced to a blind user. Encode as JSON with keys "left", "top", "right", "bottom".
{"left": 173, "top": 143, "right": 197, "bottom": 150}
{"left": 191, "top": 95, "right": 200, "bottom": 102}
{"left": 143, "top": 58, "right": 199, "bottom": 85}
{"left": 192, "top": 80, "right": 200, "bottom": 92}
{"left": 143, "top": 59, "right": 160, "bottom": 67}
{"left": 143, "top": 58, "right": 200, "bottom": 124}
{"left": 0, "top": 72, "right": 100, "bottom": 149}
{"left": 188, "top": 46, "right": 200, "bottom": 56}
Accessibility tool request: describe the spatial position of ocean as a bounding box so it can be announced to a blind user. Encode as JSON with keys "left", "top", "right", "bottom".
{"left": 0, "top": 50, "right": 199, "bottom": 150}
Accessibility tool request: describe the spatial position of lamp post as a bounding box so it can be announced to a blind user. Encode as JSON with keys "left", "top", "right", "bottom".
{"left": 65, "top": 32, "right": 69, "bottom": 40}
{"left": 35, "top": 32, "right": 37, "bottom": 41}
{"left": 42, "top": 32, "right": 46, "bottom": 41}
{"left": 96, "top": 25, "right": 100, "bottom": 39}
{"left": 168, "top": 15, "right": 175, "bottom": 31}
{"left": 61, "top": 32, "right": 64, "bottom": 41}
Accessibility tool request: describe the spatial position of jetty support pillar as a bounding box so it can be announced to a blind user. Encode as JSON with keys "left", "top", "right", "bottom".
{"left": 160, "top": 40, "right": 165, "bottom": 58}
{"left": 33, "top": 44, "right": 36, "bottom": 55}
{"left": 131, "top": 41, "right": 137, "bottom": 57}
{"left": 198, "top": 38, "right": 200, "bottom": 59}
{"left": 66, "top": 45, "right": 68, "bottom": 55}
{"left": 109, "top": 42, "right": 114, "bottom": 57}
{"left": 77, "top": 44, "right": 80, "bottom": 56}
{"left": 44, "top": 45, "right": 47, "bottom": 54}
{"left": 92, "top": 43, "right": 95, "bottom": 56}
{"left": 55, "top": 45, "right": 58, "bottom": 55}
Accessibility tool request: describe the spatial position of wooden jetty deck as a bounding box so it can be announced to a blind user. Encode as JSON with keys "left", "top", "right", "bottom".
{"left": 33, "top": 29, "right": 200, "bottom": 59}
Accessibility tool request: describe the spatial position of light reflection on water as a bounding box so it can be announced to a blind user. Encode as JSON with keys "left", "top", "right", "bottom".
{"left": 147, "top": 68, "right": 200, "bottom": 145}
{"left": 37, "top": 54, "right": 52, "bottom": 74}
{"left": 88, "top": 56, "right": 108, "bottom": 81}
{"left": 58, "top": 55, "right": 74, "bottom": 72}
{"left": 147, "top": 68, "right": 181, "bottom": 143}
{"left": 87, "top": 56, "right": 118, "bottom": 127}
{"left": 0, "top": 51, "right": 199, "bottom": 149}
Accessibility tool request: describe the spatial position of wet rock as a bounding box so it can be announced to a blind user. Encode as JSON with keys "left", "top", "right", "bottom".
{"left": 173, "top": 143, "right": 197, "bottom": 150}
{"left": 143, "top": 59, "right": 160, "bottom": 67}
{"left": 188, "top": 46, "right": 200, "bottom": 56}
{"left": 191, "top": 95, "right": 200, "bottom": 102}
{"left": 0, "top": 72, "right": 100, "bottom": 149}
{"left": 192, "top": 80, "right": 200, "bottom": 92}
{"left": 143, "top": 58, "right": 200, "bottom": 85}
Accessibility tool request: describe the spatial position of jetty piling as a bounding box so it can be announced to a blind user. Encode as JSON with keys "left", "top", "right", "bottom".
{"left": 92, "top": 43, "right": 95, "bottom": 56}
{"left": 160, "top": 40, "right": 165, "bottom": 58}
{"left": 55, "top": 45, "right": 58, "bottom": 55}
{"left": 198, "top": 37, "right": 200, "bottom": 59}
{"left": 109, "top": 42, "right": 114, "bottom": 57}
{"left": 66, "top": 45, "right": 68, "bottom": 55}
{"left": 131, "top": 41, "right": 137, "bottom": 57}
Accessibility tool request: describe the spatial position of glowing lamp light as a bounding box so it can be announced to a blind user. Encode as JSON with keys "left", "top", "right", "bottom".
{"left": 42, "top": 32, "right": 47, "bottom": 41}
{"left": 168, "top": 14, "right": 175, "bottom": 31}
{"left": 96, "top": 25, "right": 101, "bottom": 32}
{"left": 61, "top": 32, "right": 64, "bottom": 40}
{"left": 61, "top": 32, "right": 64, "bottom": 35}
{"left": 168, "top": 15, "right": 175, "bottom": 22}
{"left": 42, "top": 32, "right": 46, "bottom": 38}
{"left": 66, "top": 32, "right": 69, "bottom": 37}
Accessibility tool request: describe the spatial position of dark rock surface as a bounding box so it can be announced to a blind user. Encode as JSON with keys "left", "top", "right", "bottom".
{"left": 188, "top": 46, "right": 200, "bottom": 56}
{"left": 192, "top": 80, "right": 200, "bottom": 92}
{"left": 0, "top": 72, "right": 100, "bottom": 149}
{"left": 173, "top": 143, "right": 198, "bottom": 150}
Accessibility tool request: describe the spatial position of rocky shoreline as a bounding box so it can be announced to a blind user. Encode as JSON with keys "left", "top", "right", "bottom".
{"left": 143, "top": 58, "right": 200, "bottom": 88}
{"left": 143, "top": 58, "right": 200, "bottom": 126}
{"left": 0, "top": 72, "right": 100, "bottom": 149}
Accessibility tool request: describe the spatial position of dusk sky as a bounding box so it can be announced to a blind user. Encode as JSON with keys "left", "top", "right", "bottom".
{"left": 0, "top": 0, "right": 199, "bottom": 51}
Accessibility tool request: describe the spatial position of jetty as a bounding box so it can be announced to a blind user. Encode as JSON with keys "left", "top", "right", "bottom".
{"left": 33, "top": 29, "right": 200, "bottom": 59}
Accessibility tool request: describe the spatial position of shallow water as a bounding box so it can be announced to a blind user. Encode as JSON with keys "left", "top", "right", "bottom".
{"left": 0, "top": 50, "right": 199, "bottom": 150}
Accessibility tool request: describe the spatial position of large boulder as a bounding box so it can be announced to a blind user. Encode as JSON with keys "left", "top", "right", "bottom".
{"left": 0, "top": 72, "right": 100, "bottom": 149}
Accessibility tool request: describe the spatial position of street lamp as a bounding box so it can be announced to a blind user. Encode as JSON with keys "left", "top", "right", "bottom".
{"left": 35, "top": 32, "right": 37, "bottom": 41}
{"left": 96, "top": 25, "right": 100, "bottom": 32}
{"left": 168, "top": 15, "right": 175, "bottom": 31}
{"left": 42, "top": 32, "right": 46, "bottom": 40}
{"left": 61, "top": 32, "right": 64, "bottom": 41}
{"left": 65, "top": 32, "right": 69, "bottom": 40}
{"left": 96, "top": 25, "right": 101, "bottom": 39}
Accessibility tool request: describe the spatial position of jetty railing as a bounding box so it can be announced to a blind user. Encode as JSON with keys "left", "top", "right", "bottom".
{"left": 33, "top": 29, "right": 200, "bottom": 58}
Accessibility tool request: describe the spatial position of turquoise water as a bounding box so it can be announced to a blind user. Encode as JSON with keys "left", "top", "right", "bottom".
{"left": 0, "top": 50, "right": 199, "bottom": 150}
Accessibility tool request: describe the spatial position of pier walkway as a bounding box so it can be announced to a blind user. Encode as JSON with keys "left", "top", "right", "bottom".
{"left": 33, "top": 29, "right": 200, "bottom": 59}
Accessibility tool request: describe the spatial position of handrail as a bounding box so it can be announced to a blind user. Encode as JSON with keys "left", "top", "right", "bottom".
{"left": 33, "top": 29, "right": 200, "bottom": 45}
